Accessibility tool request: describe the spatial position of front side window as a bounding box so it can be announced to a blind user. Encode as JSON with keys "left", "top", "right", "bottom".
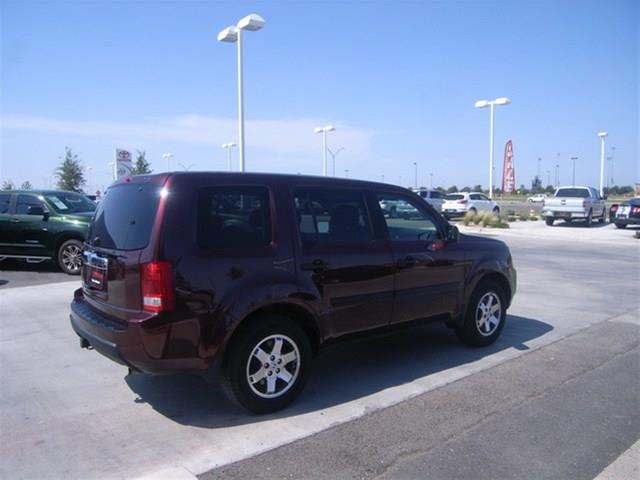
{"left": 377, "top": 193, "right": 441, "bottom": 242}
{"left": 430, "top": 191, "right": 444, "bottom": 199}
{"left": 293, "top": 188, "right": 371, "bottom": 244}
{"left": 15, "top": 194, "right": 45, "bottom": 215}
{"left": 197, "top": 186, "right": 271, "bottom": 249}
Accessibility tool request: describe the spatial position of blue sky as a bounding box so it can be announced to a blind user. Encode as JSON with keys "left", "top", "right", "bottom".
{"left": 1, "top": 0, "right": 637, "bottom": 193}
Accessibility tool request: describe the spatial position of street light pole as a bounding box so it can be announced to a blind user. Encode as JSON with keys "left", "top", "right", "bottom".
{"left": 430, "top": 172, "right": 433, "bottom": 188}
{"left": 314, "top": 125, "right": 335, "bottom": 176}
{"left": 571, "top": 156, "right": 578, "bottom": 186}
{"left": 555, "top": 152, "right": 560, "bottom": 188}
{"left": 218, "top": 14, "right": 265, "bottom": 173}
{"left": 327, "top": 147, "right": 344, "bottom": 177}
{"left": 221, "top": 142, "right": 236, "bottom": 171}
{"left": 162, "top": 153, "right": 173, "bottom": 172}
{"left": 610, "top": 146, "right": 616, "bottom": 186}
{"left": 413, "top": 162, "right": 418, "bottom": 189}
{"left": 474, "top": 97, "right": 511, "bottom": 199}
{"left": 597, "top": 132, "right": 607, "bottom": 197}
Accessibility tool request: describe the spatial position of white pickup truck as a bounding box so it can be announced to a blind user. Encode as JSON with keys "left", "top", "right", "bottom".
{"left": 542, "top": 186, "right": 607, "bottom": 227}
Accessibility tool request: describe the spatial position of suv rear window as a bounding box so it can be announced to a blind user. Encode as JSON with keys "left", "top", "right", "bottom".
{"left": 445, "top": 194, "right": 464, "bottom": 200}
{"left": 89, "top": 183, "right": 161, "bottom": 250}
{"left": 197, "top": 186, "right": 271, "bottom": 249}
{"left": 293, "top": 188, "right": 371, "bottom": 244}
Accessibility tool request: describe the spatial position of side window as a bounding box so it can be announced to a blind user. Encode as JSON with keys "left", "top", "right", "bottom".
{"left": 15, "top": 194, "right": 44, "bottom": 215}
{"left": 293, "top": 188, "right": 372, "bottom": 244}
{"left": 479, "top": 194, "right": 491, "bottom": 201}
{"left": 469, "top": 194, "right": 481, "bottom": 201}
{"left": 430, "top": 191, "right": 443, "bottom": 199}
{"left": 0, "top": 194, "right": 11, "bottom": 214}
{"left": 196, "top": 186, "right": 271, "bottom": 249}
{"left": 377, "top": 193, "right": 441, "bottom": 242}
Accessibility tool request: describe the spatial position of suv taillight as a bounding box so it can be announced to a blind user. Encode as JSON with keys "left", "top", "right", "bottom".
{"left": 458, "top": 199, "right": 468, "bottom": 204}
{"left": 141, "top": 261, "right": 174, "bottom": 312}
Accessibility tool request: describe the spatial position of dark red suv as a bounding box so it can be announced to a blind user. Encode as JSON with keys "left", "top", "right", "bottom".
{"left": 70, "top": 173, "right": 516, "bottom": 413}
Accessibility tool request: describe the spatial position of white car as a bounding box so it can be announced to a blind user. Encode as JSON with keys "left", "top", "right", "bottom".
{"left": 527, "top": 194, "right": 547, "bottom": 203}
{"left": 441, "top": 192, "right": 499, "bottom": 218}
{"left": 415, "top": 189, "right": 445, "bottom": 212}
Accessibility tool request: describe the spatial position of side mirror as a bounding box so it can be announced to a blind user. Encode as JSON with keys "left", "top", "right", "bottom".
{"left": 447, "top": 225, "right": 460, "bottom": 242}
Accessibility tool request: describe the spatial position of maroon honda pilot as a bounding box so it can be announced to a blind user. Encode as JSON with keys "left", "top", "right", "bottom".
{"left": 70, "top": 172, "right": 516, "bottom": 413}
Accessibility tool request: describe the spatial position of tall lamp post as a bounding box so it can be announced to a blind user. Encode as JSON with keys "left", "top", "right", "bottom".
{"left": 430, "top": 172, "right": 434, "bottom": 188}
{"left": 221, "top": 142, "right": 236, "bottom": 171}
{"left": 597, "top": 132, "right": 607, "bottom": 197}
{"left": 314, "top": 125, "right": 336, "bottom": 176}
{"left": 571, "top": 156, "right": 578, "bottom": 186}
{"left": 218, "top": 14, "right": 265, "bottom": 173}
{"left": 162, "top": 153, "right": 174, "bottom": 172}
{"left": 413, "top": 162, "right": 418, "bottom": 189}
{"left": 327, "top": 147, "right": 344, "bottom": 177}
{"left": 474, "top": 97, "right": 511, "bottom": 199}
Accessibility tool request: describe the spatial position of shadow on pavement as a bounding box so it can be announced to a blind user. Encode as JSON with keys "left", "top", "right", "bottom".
{"left": 125, "top": 314, "right": 553, "bottom": 427}
{"left": 553, "top": 220, "right": 611, "bottom": 228}
{"left": 0, "top": 259, "right": 60, "bottom": 273}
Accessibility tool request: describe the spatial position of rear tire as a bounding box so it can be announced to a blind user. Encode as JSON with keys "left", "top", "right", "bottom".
{"left": 222, "top": 315, "right": 312, "bottom": 414}
{"left": 545, "top": 217, "right": 554, "bottom": 226}
{"left": 615, "top": 223, "right": 626, "bottom": 229}
{"left": 585, "top": 210, "right": 593, "bottom": 227}
{"left": 57, "top": 239, "right": 83, "bottom": 275}
{"left": 456, "top": 280, "right": 507, "bottom": 347}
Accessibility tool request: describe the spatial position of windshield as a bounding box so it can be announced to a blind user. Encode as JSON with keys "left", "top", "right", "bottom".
{"left": 88, "top": 183, "right": 161, "bottom": 250}
{"left": 44, "top": 192, "right": 96, "bottom": 213}
{"left": 555, "top": 188, "right": 590, "bottom": 198}
{"left": 445, "top": 194, "right": 464, "bottom": 200}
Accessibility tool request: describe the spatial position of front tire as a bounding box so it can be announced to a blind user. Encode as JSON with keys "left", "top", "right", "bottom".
{"left": 456, "top": 280, "right": 507, "bottom": 347}
{"left": 615, "top": 223, "right": 626, "bottom": 229}
{"left": 222, "top": 315, "right": 312, "bottom": 414}
{"left": 57, "top": 239, "right": 83, "bottom": 275}
{"left": 545, "top": 217, "right": 554, "bottom": 226}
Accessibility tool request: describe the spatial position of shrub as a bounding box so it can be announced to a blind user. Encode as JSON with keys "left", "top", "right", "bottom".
{"left": 507, "top": 215, "right": 518, "bottom": 222}
{"left": 489, "top": 216, "right": 510, "bottom": 228}
{"left": 529, "top": 215, "right": 539, "bottom": 221}
{"left": 481, "top": 213, "right": 493, "bottom": 227}
{"left": 473, "top": 213, "right": 483, "bottom": 225}
{"left": 518, "top": 215, "right": 528, "bottom": 221}
{"left": 462, "top": 211, "right": 475, "bottom": 226}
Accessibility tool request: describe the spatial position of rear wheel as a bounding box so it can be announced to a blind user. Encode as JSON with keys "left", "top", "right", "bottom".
{"left": 57, "top": 239, "right": 83, "bottom": 275}
{"left": 545, "top": 217, "right": 554, "bottom": 226}
{"left": 585, "top": 210, "right": 593, "bottom": 227}
{"left": 222, "top": 315, "right": 312, "bottom": 414}
{"left": 615, "top": 223, "right": 626, "bottom": 229}
{"left": 599, "top": 209, "right": 607, "bottom": 223}
{"left": 456, "top": 280, "right": 507, "bottom": 347}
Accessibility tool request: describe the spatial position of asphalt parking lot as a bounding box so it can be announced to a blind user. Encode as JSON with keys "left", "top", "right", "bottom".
{"left": 1, "top": 222, "right": 638, "bottom": 479}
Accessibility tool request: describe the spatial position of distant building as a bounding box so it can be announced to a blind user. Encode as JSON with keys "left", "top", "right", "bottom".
{"left": 635, "top": 183, "right": 640, "bottom": 195}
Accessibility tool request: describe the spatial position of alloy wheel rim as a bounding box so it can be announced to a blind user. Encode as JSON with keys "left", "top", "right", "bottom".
{"left": 246, "top": 334, "right": 300, "bottom": 399}
{"left": 475, "top": 292, "right": 502, "bottom": 336}
{"left": 62, "top": 245, "right": 82, "bottom": 272}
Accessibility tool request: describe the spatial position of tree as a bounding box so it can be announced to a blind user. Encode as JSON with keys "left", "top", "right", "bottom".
{"left": 20, "top": 181, "right": 32, "bottom": 190}
{"left": 56, "top": 147, "right": 85, "bottom": 192}
{"left": 131, "top": 150, "right": 152, "bottom": 175}
{"left": 2, "top": 179, "right": 14, "bottom": 190}
{"left": 447, "top": 185, "right": 458, "bottom": 193}
{"left": 473, "top": 184, "right": 483, "bottom": 193}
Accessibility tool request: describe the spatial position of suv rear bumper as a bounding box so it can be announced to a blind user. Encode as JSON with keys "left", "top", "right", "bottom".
{"left": 69, "top": 289, "right": 211, "bottom": 375}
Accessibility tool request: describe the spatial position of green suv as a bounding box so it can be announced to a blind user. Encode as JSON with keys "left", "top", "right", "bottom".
{"left": 0, "top": 190, "right": 96, "bottom": 274}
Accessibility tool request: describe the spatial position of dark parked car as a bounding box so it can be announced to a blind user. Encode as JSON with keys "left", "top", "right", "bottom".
{"left": 70, "top": 173, "right": 516, "bottom": 413}
{"left": 609, "top": 197, "right": 640, "bottom": 228}
{"left": 0, "top": 190, "right": 96, "bottom": 274}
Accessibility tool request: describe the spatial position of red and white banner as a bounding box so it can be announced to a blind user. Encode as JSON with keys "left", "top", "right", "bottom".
{"left": 502, "top": 140, "right": 515, "bottom": 193}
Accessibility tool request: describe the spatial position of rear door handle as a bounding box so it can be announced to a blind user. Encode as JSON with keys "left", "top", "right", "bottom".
{"left": 301, "top": 259, "right": 328, "bottom": 272}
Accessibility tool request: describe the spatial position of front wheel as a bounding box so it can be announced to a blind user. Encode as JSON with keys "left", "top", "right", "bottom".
{"left": 615, "top": 223, "right": 626, "bottom": 229}
{"left": 456, "top": 280, "right": 507, "bottom": 347}
{"left": 57, "top": 239, "right": 83, "bottom": 275}
{"left": 222, "top": 315, "right": 312, "bottom": 414}
{"left": 545, "top": 217, "right": 554, "bottom": 226}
